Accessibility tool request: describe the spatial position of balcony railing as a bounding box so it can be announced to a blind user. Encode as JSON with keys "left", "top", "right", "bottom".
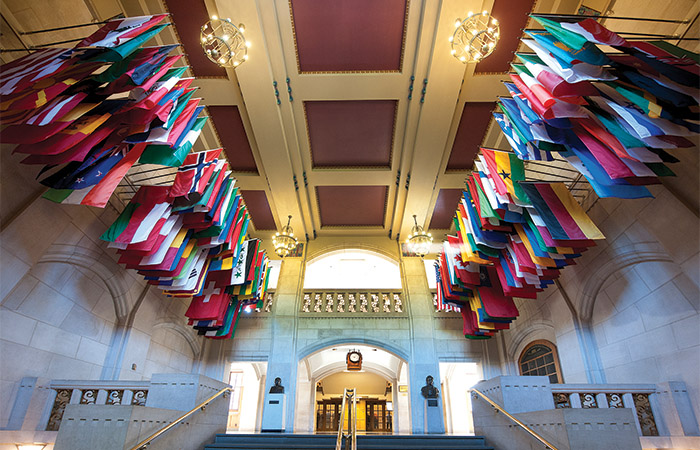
{"left": 300, "top": 291, "right": 405, "bottom": 315}
{"left": 550, "top": 384, "right": 658, "bottom": 436}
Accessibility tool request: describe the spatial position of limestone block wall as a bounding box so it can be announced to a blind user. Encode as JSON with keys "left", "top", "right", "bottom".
{"left": 501, "top": 175, "right": 700, "bottom": 427}
{"left": 0, "top": 163, "right": 202, "bottom": 430}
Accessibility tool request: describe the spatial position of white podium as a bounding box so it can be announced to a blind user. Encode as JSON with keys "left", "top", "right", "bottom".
{"left": 261, "top": 393, "right": 286, "bottom": 432}
{"left": 424, "top": 397, "right": 442, "bottom": 433}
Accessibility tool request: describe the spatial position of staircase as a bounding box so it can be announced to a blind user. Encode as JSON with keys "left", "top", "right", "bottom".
{"left": 205, "top": 433, "right": 494, "bottom": 450}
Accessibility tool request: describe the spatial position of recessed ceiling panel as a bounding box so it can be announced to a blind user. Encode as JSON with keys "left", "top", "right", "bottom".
{"left": 306, "top": 100, "right": 396, "bottom": 168}
{"left": 207, "top": 106, "right": 258, "bottom": 173}
{"left": 241, "top": 190, "right": 276, "bottom": 230}
{"left": 474, "top": 0, "right": 537, "bottom": 74}
{"left": 290, "top": 0, "right": 408, "bottom": 72}
{"left": 429, "top": 189, "right": 464, "bottom": 230}
{"left": 164, "top": 0, "right": 227, "bottom": 78}
{"left": 316, "top": 186, "right": 388, "bottom": 227}
{"left": 446, "top": 102, "right": 495, "bottom": 171}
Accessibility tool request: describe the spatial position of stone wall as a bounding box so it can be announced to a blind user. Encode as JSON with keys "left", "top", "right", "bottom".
{"left": 0, "top": 155, "right": 202, "bottom": 429}
{"left": 501, "top": 147, "right": 700, "bottom": 429}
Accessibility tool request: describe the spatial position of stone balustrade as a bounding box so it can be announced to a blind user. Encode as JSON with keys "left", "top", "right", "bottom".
{"left": 550, "top": 383, "right": 659, "bottom": 437}
{"left": 472, "top": 376, "right": 700, "bottom": 450}
{"left": 300, "top": 290, "right": 405, "bottom": 315}
{"left": 46, "top": 380, "right": 151, "bottom": 431}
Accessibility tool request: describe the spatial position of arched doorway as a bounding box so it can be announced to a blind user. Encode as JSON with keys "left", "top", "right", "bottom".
{"left": 295, "top": 343, "right": 410, "bottom": 434}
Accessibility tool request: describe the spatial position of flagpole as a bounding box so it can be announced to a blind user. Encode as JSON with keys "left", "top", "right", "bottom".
{"left": 530, "top": 13, "right": 690, "bottom": 24}
{"left": 521, "top": 30, "right": 700, "bottom": 41}
{"left": 18, "top": 13, "right": 126, "bottom": 35}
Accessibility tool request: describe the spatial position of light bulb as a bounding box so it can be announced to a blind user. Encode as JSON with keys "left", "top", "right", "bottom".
{"left": 460, "top": 56, "right": 467, "bottom": 62}
{"left": 464, "top": 45, "right": 470, "bottom": 51}
{"left": 222, "top": 34, "right": 229, "bottom": 41}
{"left": 243, "top": 54, "right": 249, "bottom": 60}
{"left": 491, "top": 18, "right": 498, "bottom": 25}
{"left": 233, "top": 61, "right": 240, "bottom": 66}
{"left": 468, "top": 11, "right": 473, "bottom": 16}
{"left": 450, "top": 49, "right": 457, "bottom": 55}
{"left": 448, "top": 36, "right": 453, "bottom": 42}
{"left": 455, "top": 19, "right": 461, "bottom": 28}
{"left": 245, "top": 41, "right": 251, "bottom": 48}
{"left": 482, "top": 10, "right": 487, "bottom": 15}
{"left": 238, "top": 24, "right": 245, "bottom": 32}
{"left": 211, "top": 15, "right": 218, "bottom": 20}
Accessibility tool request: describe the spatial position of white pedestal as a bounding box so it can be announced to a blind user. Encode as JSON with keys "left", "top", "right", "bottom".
{"left": 423, "top": 397, "right": 442, "bottom": 434}
{"left": 261, "top": 393, "right": 286, "bottom": 432}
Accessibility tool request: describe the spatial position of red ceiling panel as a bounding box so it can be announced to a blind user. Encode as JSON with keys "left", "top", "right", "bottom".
{"left": 474, "top": 0, "right": 536, "bottom": 74}
{"left": 207, "top": 106, "right": 258, "bottom": 173}
{"left": 316, "top": 186, "right": 387, "bottom": 227}
{"left": 164, "top": 0, "right": 227, "bottom": 78}
{"left": 241, "top": 190, "right": 276, "bottom": 230}
{"left": 306, "top": 100, "right": 396, "bottom": 168}
{"left": 429, "top": 189, "right": 463, "bottom": 230}
{"left": 446, "top": 102, "right": 495, "bottom": 171}
{"left": 290, "top": 0, "right": 407, "bottom": 72}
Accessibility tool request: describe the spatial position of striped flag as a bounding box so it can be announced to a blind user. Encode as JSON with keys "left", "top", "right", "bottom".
{"left": 169, "top": 149, "right": 223, "bottom": 199}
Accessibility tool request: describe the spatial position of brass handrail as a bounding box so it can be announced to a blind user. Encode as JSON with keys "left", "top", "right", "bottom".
{"left": 335, "top": 388, "right": 357, "bottom": 450}
{"left": 130, "top": 386, "right": 233, "bottom": 450}
{"left": 470, "top": 388, "right": 559, "bottom": 450}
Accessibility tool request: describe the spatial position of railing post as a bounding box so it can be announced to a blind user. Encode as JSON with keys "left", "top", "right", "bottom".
{"left": 570, "top": 393, "right": 582, "bottom": 408}
{"left": 596, "top": 393, "right": 608, "bottom": 408}
{"left": 622, "top": 393, "right": 643, "bottom": 435}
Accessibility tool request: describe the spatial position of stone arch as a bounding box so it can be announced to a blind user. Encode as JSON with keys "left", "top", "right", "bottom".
{"left": 297, "top": 337, "right": 409, "bottom": 363}
{"left": 576, "top": 242, "right": 673, "bottom": 324}
{"left": 506, "top": 320, "right": 557, "bottom": 366}
{"left": 305, "top": 243, "right": 399, "bottom": 265}
{"left": 152, "top": 320, "right": 202, "bottom": 357}
{"left": 39, "top": 243, "right": 136, "bottom": 321}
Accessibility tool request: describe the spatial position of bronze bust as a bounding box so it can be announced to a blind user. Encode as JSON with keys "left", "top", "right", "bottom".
{"left": 269, "top": 377, "right": 284, "bottom": 394}
{"left": 421, "top": 375, "right": 439, "bottom": 398}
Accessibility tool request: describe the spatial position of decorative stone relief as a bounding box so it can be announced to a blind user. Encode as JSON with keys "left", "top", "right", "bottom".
{"left": 581, "top": 393, "right": 598, "bottom": 408}
{"left": 132, "top": 390, "right": 148, "bottom": 406}
{"left": 107, "top": 389, "right": 124, "bottom": 405}
{"left": 80, "top": 389, "right": 98, "bottom": 404}
{"left": 634, "top": 393, "right": 659, "bottom": 436}
{"left": 46, "top": 389, "right": 72, "bottom": 431}
{"left": 553, "top": 393, "right": 571, "bottom": 408}
{"left": 607, "top": 393, "right": 623, "bottom": 408}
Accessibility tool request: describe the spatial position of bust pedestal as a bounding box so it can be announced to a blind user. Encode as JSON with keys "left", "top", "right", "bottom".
{"left": 261, "top": 393, "right": 286, "bottom": 432}
{"left": 424, "top": 397, "right": 442, "bottom": 433}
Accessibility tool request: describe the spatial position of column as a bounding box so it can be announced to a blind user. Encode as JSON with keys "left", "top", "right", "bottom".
{"left": 260, "top": 257, "right": 303, "bottom": 432}
{"left": 402, "top": 257, "right": 445, "bottom": 434}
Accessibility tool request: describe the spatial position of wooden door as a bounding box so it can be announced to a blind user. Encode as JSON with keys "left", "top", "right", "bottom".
{"left": 365, "top": 400, "right": 390, "bottom": 432}
{"left": 316, "top": 398, "right": 342, "bottom": 432}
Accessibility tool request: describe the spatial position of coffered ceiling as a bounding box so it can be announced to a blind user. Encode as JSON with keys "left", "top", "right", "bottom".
{"left": 2, "top": 0, "right": 697, "bottom": 249}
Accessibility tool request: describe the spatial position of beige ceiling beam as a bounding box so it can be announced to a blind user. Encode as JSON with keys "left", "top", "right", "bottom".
{"left": 215, "top": 0, "right": 308, "bottom": 238}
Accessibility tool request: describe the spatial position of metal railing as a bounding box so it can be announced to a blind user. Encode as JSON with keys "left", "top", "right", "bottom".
{"left": 335, "top": 388, "right": 357, "bottom": 450}
{"left": 130, "top": 386, "right": 233, "bottom": 450}
{"left": 470, "top": 388, "right": 559, "bottom": 450}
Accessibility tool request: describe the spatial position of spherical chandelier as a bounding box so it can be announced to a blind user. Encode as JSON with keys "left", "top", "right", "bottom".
{"left": 200, "top": 16, "right": 250, "bottom": 68}
{"left": 449, "top": 11, "right": 500, "bottom": 63}
{"left": 272, "top": 215, "right": 298, "bottom": 258}
{"left": 405, "top": 215, "right": 433, "bottom": 257}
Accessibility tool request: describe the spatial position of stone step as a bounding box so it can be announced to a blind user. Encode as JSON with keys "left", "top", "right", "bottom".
{"left": 205, "top": 434, "right": 494, "bottom": 450}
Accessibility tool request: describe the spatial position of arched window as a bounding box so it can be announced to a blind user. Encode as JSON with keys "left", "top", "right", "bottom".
{"left": 518, "top": 340, "right": 562, "bottom": 384}
{"left": 303, "top": 249, "right": 401, "bottom": 289}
